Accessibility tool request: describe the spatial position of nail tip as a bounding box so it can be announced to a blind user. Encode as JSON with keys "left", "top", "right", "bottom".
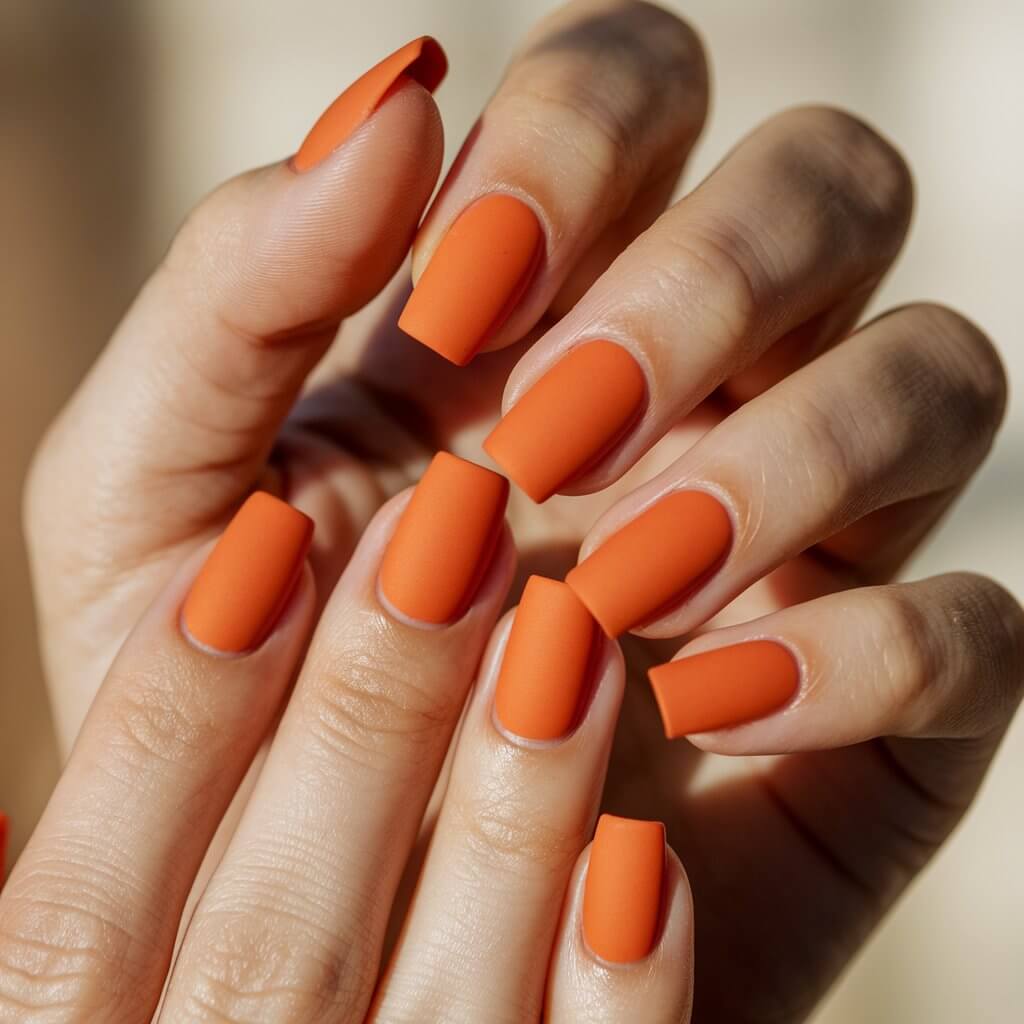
{"left": 398, "top": 193, "right": 543, "bottom": 367}
{"left": 482, "top": 435, "right": 551, "bottom": 503}
{"left": 494, "top": 574, "right": 595, "bottom": 741}
{"left": 379, "top": 453, "right": 508, "bottom": 625}
{"left": 181, "top": 492, "right": 313, "bottom": 655}
{"left": 397, "top": 309, "right": 477, "bottom": 366}
{"left": 293, "top": 35, "right": 448, "bottom": 172}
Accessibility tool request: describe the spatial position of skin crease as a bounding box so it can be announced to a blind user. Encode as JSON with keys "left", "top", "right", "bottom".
{"left": 18, "top": 1, "right": 1023, "bottom": 1021}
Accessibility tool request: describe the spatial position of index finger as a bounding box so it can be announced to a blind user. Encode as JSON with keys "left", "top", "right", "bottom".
{"left": 398, "top": 0, "right": 709, "bottom": 365}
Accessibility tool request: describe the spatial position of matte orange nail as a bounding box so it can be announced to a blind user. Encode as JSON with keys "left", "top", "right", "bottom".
{"left": 293, "top": 36, "right": 447, "bottom": 172}
{"left": 398, "top": 194, "right": 543, "bottom": 365}
{"left": 649, "top": 640, "right": 800, "bottom": 737}
{"left": 494, "top": 576, "right": 597, "bottom": 741}
{"left": 483, "top": 341, "right": 646, "bottom": 503}
{"left": 567, "top": 490, "right": 732, "bottom": 637}
{"left": 583, "top": 814, "right": 665, "bottom": 963}
{"left": 0, "top": 811, "right": 8, "bottom": 881}
{"left": 182, "top": 492, "right": 314, "bottom": 653}
{"left": 379, "top": 452, "right": 509, "bottom": 624}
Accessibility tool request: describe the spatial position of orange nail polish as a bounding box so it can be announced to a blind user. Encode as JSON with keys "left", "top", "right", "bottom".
{"left": 567, "top": 490, "right": 732, "bottom": 637}
{"left": 583, "top": 814, "right": 665, "bottom": 963}
{"left": 0, "top": 811, "right": 8, "bottom": 881}
{"left": 398, "top": 194, "right": 543, "bottom": 365}
{"left": 484, "top": 341, "right": 646, "bottom": 503}
{"left": 649, "top": 640, "right": 800, "bottom": 737}
{"left": 182, "top": 492, "right": 314, "bottom": 653}
{"left": 293, "top": 36, "right": 447, "bottom": 172}
{"left": 494, "top": 577, "right": 597, "bottom": 741}
{"left": 379, "top": 452, "right": 509, "bottom": 624}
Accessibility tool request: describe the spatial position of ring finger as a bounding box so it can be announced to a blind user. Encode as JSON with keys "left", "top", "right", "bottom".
{"left": 565, "top": 302, "right": 1005, "bottom": 638}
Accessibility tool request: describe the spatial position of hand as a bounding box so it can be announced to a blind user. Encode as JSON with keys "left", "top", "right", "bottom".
{"left": 1, "top": 490, "right": 692, "bottom": 1021}
{"left": 23, "top": 2, "right": 1024, "bottom": 1021}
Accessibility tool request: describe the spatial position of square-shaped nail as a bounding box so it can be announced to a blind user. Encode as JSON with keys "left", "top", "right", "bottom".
{"left": 567, "top": 490, "right": 732, "bottom": 637}
{"left": 379, "top": 452, "right": 509, "bottom": 624}
{"left": 484, "top": 340, "right": 646, "bottom": 503}
{"left": 181, "top": 492, "right": 314, "bottom": 654}
{"left": 494, "top": 576, "right": 597, "bottom": 740}
{"left": 583, "top": 814, "right": 665, "bottom": 963}
{"left": 398, "top": 194, "right": 543, "bottom": 365}
{"left": 649, "top": 640, "right": 799, "bottom": 736}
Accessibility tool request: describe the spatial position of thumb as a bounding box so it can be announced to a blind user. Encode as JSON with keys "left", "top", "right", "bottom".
{"left": 29, "top": 38, "right": 445, "bottom": 569}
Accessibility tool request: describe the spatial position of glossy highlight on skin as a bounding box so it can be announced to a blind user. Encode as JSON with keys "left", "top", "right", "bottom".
{"left": 181, "top": 492, "right": 314, "bottom": 654}
{"left": 494, "top": 576, "right": 597, "bottom": 741}
{"left": 484, "top": 340, "right": 647, "bottom": 503}
{"left": 293, "top": 36, "right": 447, "bottom": 172}
{"left": 567, "top": 490, "right": 732, "bottom": 637}
{"left": 649, "top": 639, "right": 801, "bottom": 736}
{"left": 583, "top": 814, "right": 665, "bottom": 963}
{"left": 399, "top": 194, "right": 544, "bottom": 365}
{"left": 379, "top": 452, "right": 509, "bottom": 624}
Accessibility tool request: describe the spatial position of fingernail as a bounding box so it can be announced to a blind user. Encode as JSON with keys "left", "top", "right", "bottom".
{"left": 494, "top": 576, "right": 597, "bottom": 741}
{"left": 583, "top": 814, "right": 665, "bottom": 963}
{"left": 566, "top": 490, "right": 732, "bottom": 637}
{"left": 649, "top": 640, "right": 800, "bottom": 737}
{"left": 379, "top": 452, "right": 509, "bottom": 624}
{"left": 292, "top": 36, "right": 447, "bottom": 172}
{"left": 0, "top": 811, "right": 8, "bottom": 881}
{"left": 398, "top": 194, "right": 543, "bottom": 365}
{"left": 484, "top": 341, "right": 646, "bottom": 503}
{"left": 182, "top": 492, "right": 314, "bottom": 654}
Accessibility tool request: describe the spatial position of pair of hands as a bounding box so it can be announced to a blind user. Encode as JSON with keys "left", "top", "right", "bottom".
{"left": 4, "top": 1, "right": 1023, "bottom": 1021}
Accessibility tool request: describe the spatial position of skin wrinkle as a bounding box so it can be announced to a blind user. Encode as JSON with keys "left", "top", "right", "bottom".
{"left": 9, "top": 4, "right": 1024, "bottom": 1022}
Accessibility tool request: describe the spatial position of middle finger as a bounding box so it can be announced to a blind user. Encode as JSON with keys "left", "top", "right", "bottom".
{"left": 484, "top": 105, "right": 913, "bottom": 503}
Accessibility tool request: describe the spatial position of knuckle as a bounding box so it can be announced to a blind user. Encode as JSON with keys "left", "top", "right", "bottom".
{"left": 0, "top": 861, "right": 153, "bottom": 1021}
{"left": 874, "top": 587, "right": 941, "bottom": 727}
{"left": 300, "top": 626, "right": 457, "bottom": 773}
{"left": 935, "top": 573, "right": 1024, "bottom": 731}
{"left": 509, "top": 0, "right": 708, "bottom": 185}
{"left": 176, "top": 906, "right": 370, "bottom": 1023}
{"left": 908, "top": 303, "right": 1008, "bottom": 441}
{"left": 450, "top": 779, "right": 584, "bottom": 878}
{"left": 779, "top": 105, "right": 914, "bottom": 245}
{"left": 859, "top": 304, "right": 1007, "bottom": 479}
{"left": 498, "top": 85, "right": 638, "bottom": 210}
{"left": 646, "top": 222, "right": 763, "bottom": 358}
{"left": 875, "top": 576, "right": 1024, "bottom": 738}
{"left": 102, "top": 662, "right": 215, "bottom": 777}
{"left": 763, "top": 385, "right": 869, "bottom": 521}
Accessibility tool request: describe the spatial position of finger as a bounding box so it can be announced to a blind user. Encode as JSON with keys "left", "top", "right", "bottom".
{"left": 398, "top": 0, "right": 708, "bottom": 365}
{"left": 563, "top": 303, "right": 1005, "bottom": 638}
{"left": 160, "top": 454, "right": 515, "bottom": 1023}
{"left": 484, "top": 105, "right": 913, "bottom": 503}
{"left": 372, "top": 577, "right": 623, "bottom": 1020}
{"left": 0, "top": 494, "right": 315, "bottom": 1020}
{"left": 547, "top": 820, "right": 694, "bottom": 1023}
{"left": 26, "top": 39, "right": 445, "bottom": 605}
{"left": 647, "top": 572, "right": 1024, "bottom": 753}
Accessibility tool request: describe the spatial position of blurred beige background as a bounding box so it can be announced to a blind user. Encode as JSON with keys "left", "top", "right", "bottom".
{"left": 2, "top": 1, "right": 1022, "bottom": 1020}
